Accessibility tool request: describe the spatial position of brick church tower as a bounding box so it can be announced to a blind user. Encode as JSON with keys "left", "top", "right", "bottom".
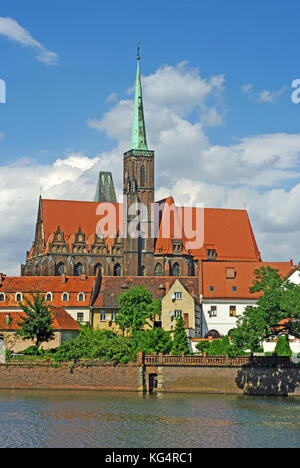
{"left": 123, "top": 49, "right": 155, "bottom": 276}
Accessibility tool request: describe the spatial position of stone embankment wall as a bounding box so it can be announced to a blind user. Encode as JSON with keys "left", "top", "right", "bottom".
{"left": 0, "top": 359, "right": 299, "bottom": 396}
{"left": 0, "top": 362, "right": 143, "bottom": 392}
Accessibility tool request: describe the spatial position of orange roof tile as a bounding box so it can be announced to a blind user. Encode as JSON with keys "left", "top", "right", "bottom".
{"left": 32, "top": 198, "right": 262, "bottom": 263}
{"left": 0, "top": 307, "right": 81, "bottom": 331}
{"left": 202, "top": 261, "right": 293, "bottom": 299}
{"left": 0, "top": 276, "right": 95, "bottom": 307}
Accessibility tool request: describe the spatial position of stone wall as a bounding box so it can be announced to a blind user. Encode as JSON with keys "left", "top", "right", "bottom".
{"left": 158, "top": 365, "right": 300, "bottom": 396}
{"left": 0, "top": 362, "right": 142, "bottom": 391}
{"left": 0, "top": 361, "right": 299, "bottom": 396}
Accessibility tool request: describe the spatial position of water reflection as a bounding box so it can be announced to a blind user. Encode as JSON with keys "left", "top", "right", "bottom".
{"left": 0, "top": 390, "right": 299, "bottom": 448}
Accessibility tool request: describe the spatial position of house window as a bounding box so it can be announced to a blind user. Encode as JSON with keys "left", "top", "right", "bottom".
{"left": 62, "top": 292, "right": 69, "bottom": 302}
{"left": 209, "top": 306, "right": 217, "bottom": 317}
{"left": 77, "top": 312, "right": 84, "bottom": 322}
{"left": 232, "top": 286, "right": 237, "bottom": 292}
{"left": 209, "top": 286, "right": 214, "bottom": 292}
{"left": 0, "top": 293, "right": 5, "bottom": 302}
{"left": 226, "top": 268, "right": 236, "bottom": 279}
{"left": 15, "top": 293, "right": 23, "bottom": 302}
{"left": 230, "top": 306, "right": 237, "bottom": 317}
{"left": 174, "top": 310, "right": 182, "bottom": 319}
{"left": 45, "top": 292, "right": 53, "bottom": 302}
{"left": 174, "top": 292, "right": 182, "bottom": 300}
{"left": 77, "top": 292, "right": 85, "bottom": 302}
{"left": 111, "top": 311, "right": 117, "bottom": 321}
{"left": 100, "top": 311, "right": 106, "bottom": 322}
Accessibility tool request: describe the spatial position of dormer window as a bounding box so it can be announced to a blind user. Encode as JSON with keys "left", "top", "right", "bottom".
{"left": 45, "top": 292, "right": 53, "bottom": 302}
{"left": 207, "top": 249, "right": 217, "bottom": 261}
{"left": 77, "top": 292, "right": 85, "bottom": 302}
{"left": 62, "top": 292, "right": 69, "bottom": 302}
{"left": 15, "top": 292, "right": 23, "bottom": 302}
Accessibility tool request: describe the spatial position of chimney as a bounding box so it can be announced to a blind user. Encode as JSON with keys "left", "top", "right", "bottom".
{"left": 165, "top": 281, "right": 170, "bottom": 293}
{"left": 61, "top": 274, "right": 66, "bottom": 284}
{"left": 0, "top": 273, "right": 6, "bottom": 284}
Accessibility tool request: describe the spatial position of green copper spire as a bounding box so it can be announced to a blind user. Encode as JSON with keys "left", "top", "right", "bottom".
{"left": 131, "top": 45, "right": 148, "bottom": 150}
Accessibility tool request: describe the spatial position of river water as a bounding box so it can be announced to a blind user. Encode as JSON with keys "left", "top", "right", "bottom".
{"left": 0, "top": 390, "right": 299, "bottom": 448}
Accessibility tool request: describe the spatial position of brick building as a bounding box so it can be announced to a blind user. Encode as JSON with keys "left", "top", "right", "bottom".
{"left": 21, "top": 53, "right": 263, "bottom": 280}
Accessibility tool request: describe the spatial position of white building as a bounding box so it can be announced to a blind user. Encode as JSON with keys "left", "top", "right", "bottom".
{"left": 201, "top": 261, "right": 293, "bottom": 339}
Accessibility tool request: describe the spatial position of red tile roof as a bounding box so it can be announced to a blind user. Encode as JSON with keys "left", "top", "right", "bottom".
{"left": 28, "top": 198, "right": 262, "bottom": 263}
{"left": 202, "top": 261, "right": 293, "bottom": 299}
{"left": 0, "top": 307, "right": 81, "bottom": 331}
{"left": 0, "top": 276, "right": 95, "bottom": 307}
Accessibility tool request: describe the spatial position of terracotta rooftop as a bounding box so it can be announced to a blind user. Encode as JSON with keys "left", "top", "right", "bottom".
{"left": 202, "top": 261, "right": 293, "bottom": 299}
{"left": 0, "top": 276, "right": 95, "bottom": 307}
{"left": 0, "top": 306, "right": 81, "bottom": 331}
{"left": 28, "top": 197, "right": 262, "bottom": 263}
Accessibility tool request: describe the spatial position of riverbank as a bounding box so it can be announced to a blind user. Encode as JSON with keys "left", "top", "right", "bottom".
{"left": 0, "top": 358, "right": 300, "bottom": 396}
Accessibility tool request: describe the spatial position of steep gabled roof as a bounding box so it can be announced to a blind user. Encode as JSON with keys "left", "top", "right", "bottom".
{"left": 31, "top": 197, "right": 262, "bottom": 263}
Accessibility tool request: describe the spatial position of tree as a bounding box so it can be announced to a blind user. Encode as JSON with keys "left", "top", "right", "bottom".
{"left": 171, "top": 316, "right": 190, "bottom": 355}
{"left": 232, "top": 266, "right": 300, "bottom": 352}
{"left": 115, "top": 286, "right": 161, "bottom": 336}
{"left": 134, "top": 328, "right": 172, "bottom": 354}
{"left": 17, "top": 292, "right": 55, "bottom": 351}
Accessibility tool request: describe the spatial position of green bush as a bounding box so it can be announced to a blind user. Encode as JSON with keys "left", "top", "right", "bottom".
{"left": 195, "top": 341, "right": 210, "bottom": 354}
{"left": 274, "top": 335, "right": 292, "bottom": 357}
{"left": 54, "top": 328, "right": 138, "bottom": 363}
{"left": 133, "top": 328, "right": 172, "bottom": 355}
{"left": 196, "top": 336, "right": 247, "bottom": 357}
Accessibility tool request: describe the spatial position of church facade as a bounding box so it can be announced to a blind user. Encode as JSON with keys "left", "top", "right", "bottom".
{"left": 21, "top": 54, "right": 263, "bottom": 279}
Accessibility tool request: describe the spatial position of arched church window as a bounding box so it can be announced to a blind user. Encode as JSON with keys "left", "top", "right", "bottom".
{"left": 172, "top": 262, "right": 180, "bottom": 276}
{"left": 140, "top": 165, "right": 145, "bottom": 187}
{"left": 114, "top": 263, "right": 121, "bottom": 277}
{"left": 154, "top": 263, "right": 163, "bottom": 276}
{"left": 74, "top": 262, "right": 83, "bottom": 276}
{"left": 55, "top": 262, "right": 66, "bottom": 276}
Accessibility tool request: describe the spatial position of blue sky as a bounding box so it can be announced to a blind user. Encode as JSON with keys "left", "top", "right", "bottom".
{"left": 1, "top": 0, "right": 300, "bottom": 274}
{"left": 0, "top": 0, "right": 299, "bottom": 163}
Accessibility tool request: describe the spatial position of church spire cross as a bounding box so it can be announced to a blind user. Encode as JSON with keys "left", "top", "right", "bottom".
{"left": 131, "top": 44, "right": 148, "bottom": 151}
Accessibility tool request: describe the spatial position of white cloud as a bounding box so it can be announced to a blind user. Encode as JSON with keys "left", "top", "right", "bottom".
{"left": 242, "top": 82, "right": 288, "bottom": 103}
{"left": 1, "top": 62, "right": 300, "bottom": 274}
{"left": 0, "top": 17, "right": 58, "bottom": 65}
